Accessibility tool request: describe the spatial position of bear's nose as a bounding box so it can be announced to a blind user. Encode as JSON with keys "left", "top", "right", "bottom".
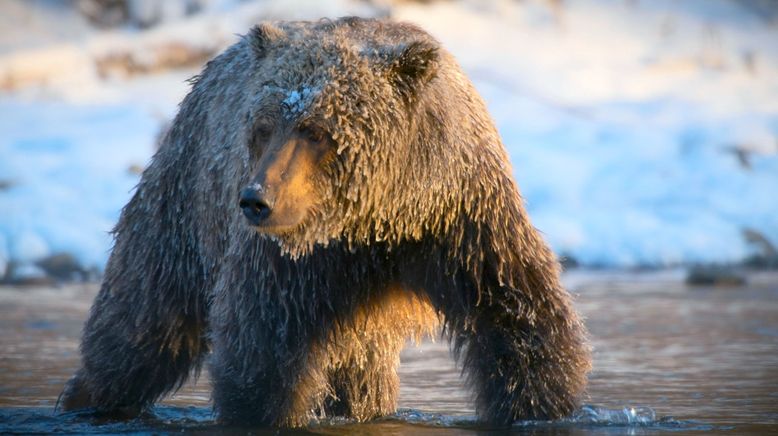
{"left": 239, "top": 187, "right": 272, "bottom": 225}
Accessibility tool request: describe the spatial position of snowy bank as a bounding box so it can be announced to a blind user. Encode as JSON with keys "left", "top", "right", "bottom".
{"left": 1, "top": 0, "right": 777, "bottom": 274}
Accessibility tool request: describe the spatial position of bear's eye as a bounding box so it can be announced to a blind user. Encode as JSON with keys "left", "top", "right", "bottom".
{"left": 299, "top": 125, "right": 328, "bottom": 144}
{"left": 253, "top": 122, "right": 274, "bottom": 145}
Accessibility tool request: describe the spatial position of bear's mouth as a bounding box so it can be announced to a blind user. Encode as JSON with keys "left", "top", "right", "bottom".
{"left": 239, "top": 192, "right": 311, "bottom": 236}
{"left": 252, "top": 222, "right": 300, "bottom": 236}
{"left": 249, "top": 206, "right": 315, "bottom": 239}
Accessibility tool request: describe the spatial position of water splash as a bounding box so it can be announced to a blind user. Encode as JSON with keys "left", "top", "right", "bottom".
{"left": 509, "top": 405, "right": 712, "bottom": 432}
{"left": 386, "top": 408, "right": 477, "bottom": 427}
{"left": 386, "top": 405, "right": 708, "bottom": 432}
{"left": 568, "top": 405, "right": 658, "bottom": 425}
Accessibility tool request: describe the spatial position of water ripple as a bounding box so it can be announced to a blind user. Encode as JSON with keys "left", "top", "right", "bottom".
{"left": 0, "top": 405, "right": 713, "bottom": 435}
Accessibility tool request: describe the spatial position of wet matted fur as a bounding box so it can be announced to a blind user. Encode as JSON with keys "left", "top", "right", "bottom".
{"left": 60, "top": 17, "right": 591, "bottom": 427}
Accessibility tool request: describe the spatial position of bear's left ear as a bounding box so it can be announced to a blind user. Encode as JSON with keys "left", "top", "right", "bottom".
{"left": 382, "top": 40, "right": 439, "bottom": 98}
{"left": 248, "top": 22, "right": 285, "bottom": 59}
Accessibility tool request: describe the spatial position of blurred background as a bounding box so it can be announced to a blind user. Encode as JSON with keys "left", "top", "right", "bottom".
{"left": 1, "top": 2, "right": 777, "bottom": 433}
{"left": 1, "top": 0, "right": 777, "bottom": 282}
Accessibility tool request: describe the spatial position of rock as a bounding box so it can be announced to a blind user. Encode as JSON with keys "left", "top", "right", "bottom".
{"left": 4, "top": 262, "right": 53, "bottom": 286}
{"left": 559, "top": 253, "right": 579, "bottom": 270}
{"left": 95, "top": 42, "right": 216, "bottom": 79}
{"left": 76, "top": 0, "right": 129, "bottom": 28}
{"left": 685, "top": 266, "right": 747, "bottom": 287}
{"left": 742, "top": 228, "right": 778, "bottom": 269}
{"left": 36, "top": 253, "right": 88, "bottom": 282}
{"left": 0, "top": 179, "right": 15, "bottom": 191}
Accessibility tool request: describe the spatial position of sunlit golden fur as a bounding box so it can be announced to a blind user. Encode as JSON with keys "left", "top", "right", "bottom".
{"left": 280, "top": 287, "right": 438, "bottom": 426}
{"left": 249, "top": 131, "right": 331, "bottom": 233}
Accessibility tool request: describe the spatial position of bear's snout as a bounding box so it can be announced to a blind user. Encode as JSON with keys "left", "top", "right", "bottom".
{"left": 239, "top": 187, "right": 272, "bottom": 225}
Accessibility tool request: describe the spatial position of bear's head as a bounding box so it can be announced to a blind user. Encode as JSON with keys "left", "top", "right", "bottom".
{"left": 237, "top": 18, "right": 447, "bottom": 256}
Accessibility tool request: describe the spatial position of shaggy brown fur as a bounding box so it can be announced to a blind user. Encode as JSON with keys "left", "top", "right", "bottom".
{"left": 60, "top": 17, "right": 591, "bottom": 427}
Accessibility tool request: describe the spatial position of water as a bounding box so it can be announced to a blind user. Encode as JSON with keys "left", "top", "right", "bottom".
{"left": 1, "top": 271, "right": 777, "bottom": 434}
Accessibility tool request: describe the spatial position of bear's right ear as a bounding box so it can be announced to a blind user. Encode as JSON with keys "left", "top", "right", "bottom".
{"left": 248, "top": 23, "right": 285, "bottom": 58}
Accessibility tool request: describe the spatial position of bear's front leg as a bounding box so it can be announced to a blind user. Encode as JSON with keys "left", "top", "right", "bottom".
{"left": 210, "top": 328, "right": 334, "bottom": 427}
{"left": 465, "top": 303, "right": 587, "bottom": 424}
{"left": 60, "top": 281, "right": 206, "bottom": 416}
{"left": 445, "top": 277, "right": 590, "bottom": 426}
{"left": 59, "top": 185, "right": 209, "bottom": 416}
{"left": 209, "top": 275, "right": 332, "bottom": 427}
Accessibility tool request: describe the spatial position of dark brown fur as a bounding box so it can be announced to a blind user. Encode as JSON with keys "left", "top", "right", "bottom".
{"left": 60, "top": 17, "right": 591, "bottom": 427}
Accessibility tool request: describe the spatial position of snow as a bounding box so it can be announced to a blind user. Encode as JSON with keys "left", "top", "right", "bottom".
{"left": 394, "top": 0, "right": 778, "bottom": 266}
{"left": 0, "top": 0, "right": 776, "bottom": 270}
{"left": 281, "top": 86, "right": 320, "bottom": 118}
{"left": 0, "top": 100, "right": 157, "bottom": 269}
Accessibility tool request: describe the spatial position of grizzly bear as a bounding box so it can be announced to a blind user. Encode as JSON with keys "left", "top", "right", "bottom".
{"left": 60, "top": 17, "right": 590, "bottom": 427}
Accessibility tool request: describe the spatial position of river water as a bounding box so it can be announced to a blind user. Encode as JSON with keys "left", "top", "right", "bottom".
{"left": 1, "top": 271, "right": 776, "bottom": 434}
